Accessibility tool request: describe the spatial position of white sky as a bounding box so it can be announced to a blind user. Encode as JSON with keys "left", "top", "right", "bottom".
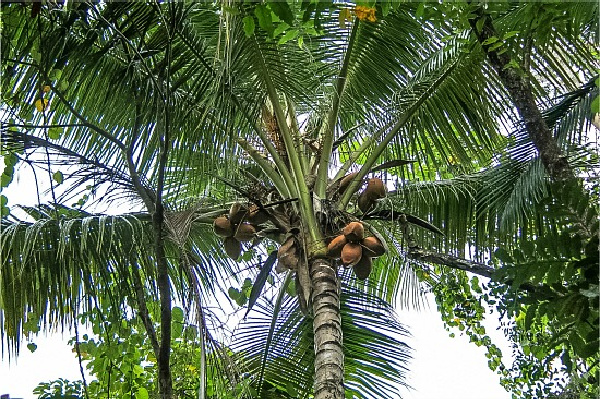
{"left": 0, "top": 159, "right": 512, "bottom": 399}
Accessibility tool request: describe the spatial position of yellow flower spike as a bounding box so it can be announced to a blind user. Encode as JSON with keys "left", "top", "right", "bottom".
{"left": 43, "top": 85, "right": 51, "bottom": 93}
{"left": 355, "top": 5, "right": 376, "bottom": 22}
{"left": 34, "top": 98, "right": 49, "bottom": 112}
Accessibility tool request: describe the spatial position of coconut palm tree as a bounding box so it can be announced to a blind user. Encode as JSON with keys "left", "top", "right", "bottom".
{"left": 1, "top": 1, "right": 597, "bottom": 399}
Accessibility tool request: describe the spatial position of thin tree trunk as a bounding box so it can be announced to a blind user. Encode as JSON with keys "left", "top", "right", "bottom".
{"left": 467, "top": 5, "right": 574, "bottom": 181}
{"left": 310, "top": 258, "right": 344, "bottom": 399}
{"left": 153, "top": 203, "right": 173, "bottom": 399}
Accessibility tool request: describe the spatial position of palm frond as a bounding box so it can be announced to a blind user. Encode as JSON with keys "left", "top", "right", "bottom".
{"left": 233, "top": 273, "right": 412, "bottom": 399}
{"left": 0, "top": 202, "right": 239, "bottom": 356}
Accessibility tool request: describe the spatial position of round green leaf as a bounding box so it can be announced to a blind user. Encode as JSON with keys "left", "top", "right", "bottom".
{"left": 228, "top": 287, "right": 240, "bottom": 300}
{"left": 286, "top": 280, "right": 296, "bottom": 297}
{"left": 133, "top": 364, "right": 144, "bottom": 377}
{"left": 48, "top": 126, "right": 62, "bottom": 140}
{"left": 135, "top": 388, "right": 149, "bottom": 399}
{"left": 48, "top": 68, "right": 62, "bottom": 82}
{"left": 243, "top": 16, "right": 255, "bottom": 37}
{"left": 172, "top": 306, "right": 184, "bottom": 323}
{"left": 172, "top": 322, "right": 183, "bottom": 339}
{"left": 1, "top": 173, "right": 12, "bottom": 188}
{"left": 52, "top": 171, "right": 64, "bottom": 185}
{"left": 58, "top": 80, "right": 70, "bottom": 91}
{"left": 121, "top": 381, "right": 131, "bottom": 394}
{"left": 235, "top": 295, "right": 247, "bottom": 307}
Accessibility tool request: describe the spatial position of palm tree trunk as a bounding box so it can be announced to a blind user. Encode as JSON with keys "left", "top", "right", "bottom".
{"left": 311, "top": 258, "right": 344, "bottom": 399}
{"left": 467, "top": 4, "right": 573, "bottom": 181}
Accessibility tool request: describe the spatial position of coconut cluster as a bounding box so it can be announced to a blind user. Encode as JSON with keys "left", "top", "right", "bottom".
{"left": 326, "top": 221, "right": 385, "bottom": 280}
{"left": 358, "top": 178, "right": 386, "bottom": 214}
{"left": 213, "top": 203, "right": 266, "bottom": 260}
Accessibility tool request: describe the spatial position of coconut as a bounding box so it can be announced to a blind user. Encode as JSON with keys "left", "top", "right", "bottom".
{"left": 353, "top": 255, "right": 372, "bottom": 280}
{"left": 361, "top": 236, "right": 386, "bottom": 257}
{"left": 224, "top": 237, "right": 242, "bottom": 260}
{"left": 247, "top": 205, "right": 270, "bottom": 225}
{"left": 229, "top": 202, "right": 249, "bottom": 225}
{"left": 341, "top": 243, "right": 362, "bottom": 266}
{"left": 213, "top": 215, "right": 233, "bottom": 237}
{"left": 338, "top": 172, "right": 360, "bottom": 195}
{"left": 327, "top": 234, "right": 348, "bottom": 258}
{"left": 343, "top": 221, "right": 364, "bottom": 242}
{"left": 358, "top": 190, "right": 375, "bottom": 214}
{"left": 365, "top": 178, "right": 386, "bottom": 199}
{"left": 277, "top": 237, "right": 299, "bottom": 271}
{"left": 234, "top": 223, "right": 256, "bottom": 242}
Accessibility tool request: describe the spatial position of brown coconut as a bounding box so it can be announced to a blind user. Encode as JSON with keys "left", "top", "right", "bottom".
{"left": 229, "top": 202, "right": 249, "bottom": 225}
{"left": 327, "top": 234, "right": 347, "bottom": 258}
{"left": 234, "top": 223, "right": 256, "bottom": 242}
{"left": 358, "top": 190, "right": 375, "bottom": 214}
{"left": 353, "top": 255, "right": 372, "bottom": 280}
{"left": 361, "top": 236, "right": 386, "bottom": 257}
{"left": 341, "top": 243, "right": 362, "bottom": 266}
{"left": 343, "top": 221, "right": 364, "bottom": 242}
{"left": 277, "top": 237, "right": 299, "bottom": 271}
{"left": 224, "top": 237, "right": 242, "bottom": 260}
{"left": 213, "top": 215, "right": 233, "bottom": 237}
{"left": 365, "top": 178, "right": 386, "bottom": 199}
{"left": 338, "top": 172, "right": 359, "bottom": 195}
{"left": 247, "top": 205, "right": 270, "bottom": 225}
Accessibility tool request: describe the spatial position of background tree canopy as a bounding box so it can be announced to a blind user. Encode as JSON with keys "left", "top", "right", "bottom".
{"left": 0, "top": 1, "right": 598, "bottom": 399}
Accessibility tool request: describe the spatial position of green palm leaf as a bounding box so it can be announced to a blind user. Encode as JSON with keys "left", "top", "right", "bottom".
{"left": 233, "top": 272, "right": 411, "bottom": 399}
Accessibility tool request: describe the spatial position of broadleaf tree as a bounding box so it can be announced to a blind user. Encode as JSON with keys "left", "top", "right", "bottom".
{"left": 1, "top": 1, "right": 598, "bottom": 399}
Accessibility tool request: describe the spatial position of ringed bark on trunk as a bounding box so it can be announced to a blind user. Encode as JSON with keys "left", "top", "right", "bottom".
{"left": 310, "top": 257, "right": 345, "bottom": 399}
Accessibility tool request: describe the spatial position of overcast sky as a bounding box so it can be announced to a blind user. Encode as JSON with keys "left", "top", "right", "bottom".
{"left": 0, "top": 295, "right": 512, "bottom": 398}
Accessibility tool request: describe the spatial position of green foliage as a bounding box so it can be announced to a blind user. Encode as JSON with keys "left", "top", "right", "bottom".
{"left": 487, "top": 182, "right": 599, "bottom": 398}
{"left": 1, "top": 1, "right": 599, "bottom": 399}
{"left": 425, "top": 265, "right": 505, "bottom": 374}
{"left": 32, "top": 300, "right": 300, "bottom": 399}
{"left": 228, "top": 277, "right": 253, "bottom": 307}
{"left": 0, "top": 194, "right": 9, "bottom": 217}
{"left": 66, "top": 311, "right": 160, "bottom": 398}
{"left": 1, "top": 153, "right": 18, "bottom": 188}
{"left": 233, "top": 276, "right": 412, "bottom": 399}
{"left": 33, "top": 378, "right": 84, "bottom": 399}
{"left": 420, "top": 179, "right": 599, "bottom": 399}
{"left": 33, "top": 304, "right": 196, "bottom": 398}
